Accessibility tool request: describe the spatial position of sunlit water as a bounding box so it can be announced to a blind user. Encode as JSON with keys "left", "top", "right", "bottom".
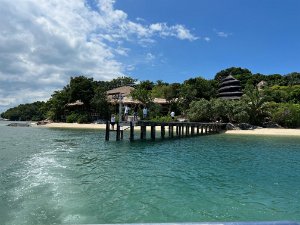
{"left": 0, "top": 121, "right": 300, "bottom": 224}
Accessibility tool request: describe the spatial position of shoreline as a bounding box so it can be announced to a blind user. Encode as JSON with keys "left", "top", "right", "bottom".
{"left": 41, "top": 122, "right": 107, "bottom": 129}
{"left": 225, "top": 128, "right": 300, "bottom": 136}
{"left": 39, "top": 122, "right": 300, "bottom": 136}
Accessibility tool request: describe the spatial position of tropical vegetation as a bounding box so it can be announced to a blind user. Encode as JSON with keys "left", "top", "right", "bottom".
{"left": 1, "top": 67, "right": 300, "bottom": 128}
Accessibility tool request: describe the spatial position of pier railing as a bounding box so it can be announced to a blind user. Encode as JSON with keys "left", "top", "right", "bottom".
{"left": 105, "top": 121, "right": 227, "bottom": 141}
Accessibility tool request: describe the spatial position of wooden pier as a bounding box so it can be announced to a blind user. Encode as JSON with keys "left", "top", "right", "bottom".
{"left": 105, "top": 121, "right": 226, "bottom": 141}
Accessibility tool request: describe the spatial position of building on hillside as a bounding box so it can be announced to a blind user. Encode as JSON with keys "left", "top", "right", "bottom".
{"left": 257, "top": 80, "right": 267, "bottom": 90}
{"left": 218, "top": 75, "right": 243, "bottom": 100}
{"left": 106, "top": 86, "right": 169, "bottom": 106}
{"left": 107, "top": 86, "right": 139, "bottom": 105}
{"left": 106, "top": 86, "right": 170, "bottom": 120}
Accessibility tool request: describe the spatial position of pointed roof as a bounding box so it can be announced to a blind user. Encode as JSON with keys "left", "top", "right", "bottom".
{"left": 218, "top": 75, "right": 243, "bottom": 99}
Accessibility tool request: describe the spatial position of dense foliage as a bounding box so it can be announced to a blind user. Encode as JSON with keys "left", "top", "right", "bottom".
{"left": 1, "top": 67, "right": 300, "bottom": 128}
{"left": 1, "top": 102, "right": 47, "bottom": 121}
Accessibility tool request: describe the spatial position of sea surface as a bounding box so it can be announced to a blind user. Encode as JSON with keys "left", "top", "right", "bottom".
{"left": 0, "top": 121, "right": 300, "bottom": 224}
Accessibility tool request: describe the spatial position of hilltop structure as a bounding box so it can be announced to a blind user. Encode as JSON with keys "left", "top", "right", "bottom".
{"left": 106, "top": 86, "right": 168, "bottom": 105}
{"left": 218, "top": 75, "right": 243, "bottom": 99}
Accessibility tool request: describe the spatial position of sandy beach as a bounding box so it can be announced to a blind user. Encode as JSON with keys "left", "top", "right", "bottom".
{"left": 43, "top": 122, "right": 167, "bottom": 131}
{"left": 225, "top": 128, "right": 300, "bottom": 136}
{"left": 43, "top": 122, "right": 107, "bottom": 129}
{"left": 41, "top": 122, "right": 300, "bottom": 136}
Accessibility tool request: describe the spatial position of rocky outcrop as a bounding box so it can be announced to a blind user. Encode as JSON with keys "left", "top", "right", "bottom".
{"left": 7, "top": 123, "right": 30, "bottom": 127}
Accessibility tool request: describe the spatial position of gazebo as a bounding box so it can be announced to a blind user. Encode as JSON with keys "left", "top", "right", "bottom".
{"left": 218, "top": 75, "right": 243, "bottom": 100}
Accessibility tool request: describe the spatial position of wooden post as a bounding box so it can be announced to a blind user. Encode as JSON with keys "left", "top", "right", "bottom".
{"left": 205, "top": 125, "right": 208, "bottom": 134}
{"left": 170, "top": 125, "right": 174, "bottom": 138}
{"left": 121, "top": 130, "right": 124, "bottom": 139}
{"left": 178, "top": 125, "right": 182, "bottom": 137}
{"left": 151, "top": 125, "right": 156, "bottom": 140}
{"left": 140, "top": 125, "right": 146, "bottom": 139}
{"left": 168, "top": 125, "right": 171, "bottom": 137}
{"left": 191, "top": 125, "right": 195, "bottom": 136}
{"left": 176, "top": 125, "right": 179, "bottom": 136}
{"left": 185, "top": 125, "right": 189, "bottom": 136}
{"left": 197, "top": 126, "right": 200, "bottom": 135}
{"left": 161, "top": 125, "right": 165, "bottom": 139}
{"left": 116, "top": 123, "right": 120, "bottom": 141}
{"left": 201, "top": 125, "right": 204, "bottom": 135}
{"left": 105, "top": 121, "right": 110, "bottom": 141}
{"left": 129, "top": 121, "right": 134, "bottom": 142}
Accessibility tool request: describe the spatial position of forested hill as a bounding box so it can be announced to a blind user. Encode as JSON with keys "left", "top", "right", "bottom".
{"left": 1, "top": 67, "right": 300, "bottom": 127}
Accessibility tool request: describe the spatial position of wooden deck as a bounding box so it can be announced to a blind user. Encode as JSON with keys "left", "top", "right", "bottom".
{"left": 105, "top": 121, "right": 226, "bottom": 141}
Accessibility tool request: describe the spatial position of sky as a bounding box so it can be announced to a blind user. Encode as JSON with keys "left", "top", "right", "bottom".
{"left": 1, "top": 0, "right": 300, "bottom": 112}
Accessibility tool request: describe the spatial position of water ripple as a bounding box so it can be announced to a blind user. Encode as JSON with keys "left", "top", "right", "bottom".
{"left": 1, "top": 126, "right": 300, "bottom": 224}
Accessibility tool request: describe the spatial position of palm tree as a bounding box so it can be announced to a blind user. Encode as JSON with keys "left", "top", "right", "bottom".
{"left": 242, "top": 84, "right": 270, "bottom": 125}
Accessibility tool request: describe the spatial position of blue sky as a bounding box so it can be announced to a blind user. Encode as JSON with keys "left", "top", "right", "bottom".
{"left": 0, "top": 0, "right": 300, "bottom": 112}
{"left": 114, "top": 0, "right": 300, "bottom": 82}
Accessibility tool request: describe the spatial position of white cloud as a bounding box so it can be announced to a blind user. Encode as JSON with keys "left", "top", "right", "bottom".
{"left": 204, "top": 37, "right": 211, "bottom": 42}
{"left": 214, "top": 29, "right": 232, "bottom": 38}
{"left": 0, "top": 0, "right": 198, "bottom": 112}
{"left": 146, "top": 53, "right": 156, "bottom": 62}
{"left": 148, "top": 23, "right": 198, "bottom": 41}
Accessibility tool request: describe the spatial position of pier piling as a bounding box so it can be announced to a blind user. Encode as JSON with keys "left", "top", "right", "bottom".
{"left": 104, "top": 121, "right": 225, "bottom": 142}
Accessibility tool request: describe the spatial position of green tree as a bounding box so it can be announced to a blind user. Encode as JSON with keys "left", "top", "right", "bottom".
{"left": 187, "top": 98, "right": 211, "bottom": 122}
{"left": 284, "top": 72, "right": 300, "bottom": 85}
{"left": 69, "top": 76, "right": 95, "bottom": 109}
{"left": 106, "top": 76, "right": 137, "bottom": 90}
{"left": 1, "top": 101, "right": 47, "bottom": 121}
{"left": 179, "top": 77, "right": 217, "bottom": 113}
{"left": 214, "top": 67, "right": 252, "bottom": 82}
{"left": 268, "top": 102, "right": 300, "bottom": 128}
{"left": 47, "top": 87, "right": 70, "bottom": 121}
{"left": 90, "top": 86, "right": 111, "bottom": 119}
{"left": 131, "top": 81, "right": 154, "bottom": 106}
{"left": 241, "top": 84, "right": 270, "bottom": 125}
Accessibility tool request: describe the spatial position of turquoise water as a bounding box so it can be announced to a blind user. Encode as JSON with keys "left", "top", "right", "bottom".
{"left": 1, "top": 121, "right": 300, "bottom": 224}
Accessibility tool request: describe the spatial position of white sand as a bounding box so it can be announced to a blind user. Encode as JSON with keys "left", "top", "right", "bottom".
{"left": 42, "top": 122, "right": 166, "bottom": 131}
{"left": 43, "top": 122, "right": 106, "bottom": 129}
{"left": 225, "top": 128, "right": 300, "bottom": 136}
{"left": 41, "top": 123, "right": 300, "bottom": 136}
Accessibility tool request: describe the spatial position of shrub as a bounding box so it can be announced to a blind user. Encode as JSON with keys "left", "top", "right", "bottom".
{"left": 66, "top": 113, "right": 79, "bottom": 123}
{"left": 66, "top": 112, "right": 90, "bottom": 123}
{"left": 270, "top": 103, "right": 300, "bottom": 128}
{"left": 77, "top": 114, "right": 90, "bottom": 124}
{"left": 151, "top": 116, "right": 174, "bottom": 122}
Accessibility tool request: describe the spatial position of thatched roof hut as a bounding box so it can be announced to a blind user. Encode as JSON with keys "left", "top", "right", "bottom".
{"left": 106, "top": 86, "right": 168, "bottom": 105}
{"left": 218, "top": 75, "right": 243, "bottom": 100}
{"left": 106, "top": 86, "right": 134, "bottom": 96}
{"left": 66, "top": 100, "right": 84, "bottom": 106}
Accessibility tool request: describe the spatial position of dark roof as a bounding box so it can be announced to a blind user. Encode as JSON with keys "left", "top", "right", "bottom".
{"left": 218, "top": 75, "right": 243, "bottom": 100}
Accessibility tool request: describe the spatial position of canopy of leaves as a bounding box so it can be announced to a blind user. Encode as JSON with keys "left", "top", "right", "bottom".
{"left": 187, "top": 98, "right": 249, "bottom": 123}
{"left": 214, "top": 67, "right": 252, "bottom": 82}
{"left": 2, "top": 67, "right": 300, "bottom": 127}
{"left": 1, "top": 101, "right": 47, "bottom": 121}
